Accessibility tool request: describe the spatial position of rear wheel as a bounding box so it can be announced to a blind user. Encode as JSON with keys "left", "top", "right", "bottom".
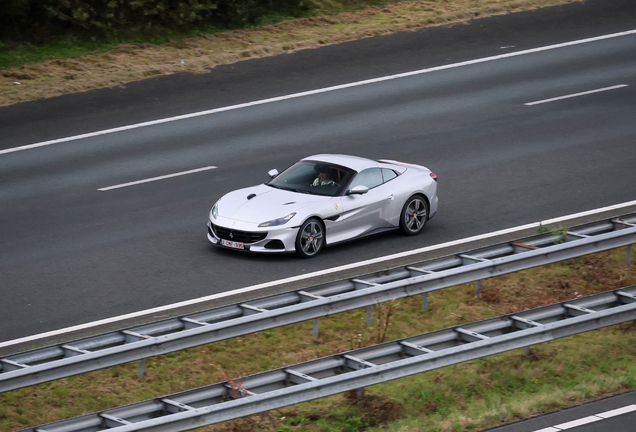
{"left": 399, "top": 195, "right": 428, "bottom": 235}
{"left": 296, "top": 218, "right": 324, "bottom": 258}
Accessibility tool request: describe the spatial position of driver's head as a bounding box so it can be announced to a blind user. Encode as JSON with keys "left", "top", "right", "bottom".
{"left": 316, "top": 165, "right": 330, "bottom": 179}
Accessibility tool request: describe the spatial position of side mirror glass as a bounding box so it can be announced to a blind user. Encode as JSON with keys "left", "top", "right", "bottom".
{"left": 347, "top": 185, "right": 369, "bottom": 195}
{"left": 268, "top": 169, "right": 279, "bottom": 178}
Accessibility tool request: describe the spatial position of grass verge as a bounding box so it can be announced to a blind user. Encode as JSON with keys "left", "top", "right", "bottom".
{"left": 1, "top": 246, "right": 635, "bottom": 431}
{"left": 0, "top": 0, "right": 583, "bottom": 107}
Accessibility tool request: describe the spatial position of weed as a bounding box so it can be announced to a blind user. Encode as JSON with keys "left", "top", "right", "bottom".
{"left": 552, "top": 225, "right": 568, "bottom": 244}
{"left": 374, "top": 299, "right": 398, "bottom": 344}
{"left": 284, "top": 415, "right": 307, "bottom": 426}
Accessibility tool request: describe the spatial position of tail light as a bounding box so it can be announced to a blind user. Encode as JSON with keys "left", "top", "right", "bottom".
{"left": 430, "top": 173, "right": 438, "bottom": 182}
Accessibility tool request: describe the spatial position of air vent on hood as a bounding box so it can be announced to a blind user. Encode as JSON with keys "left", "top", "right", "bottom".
{"left": 247, "top": 193, "right": 257, "bottom": 200}
{"left": 283, "top": 202, "right": 296, "bottom": 205}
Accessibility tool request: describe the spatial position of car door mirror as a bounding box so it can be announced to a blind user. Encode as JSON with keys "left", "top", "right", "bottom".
{"left": 268, "top": 169, "right": 279, "bottom": 178}
{"left": 346, "top": 185, "right": 369, "bottom": 195}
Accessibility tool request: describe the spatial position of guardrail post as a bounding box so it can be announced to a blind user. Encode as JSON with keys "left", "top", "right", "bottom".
{"left": 350, "top": 388, "right": 364, "bottom": 400}
{"left": 356, "top": 388, "right": 364, "bottom": 400}
{"left": 475, "top": 280, "right": 481, "bottom": 298}
{"left": 367, "top": 306, "right": 373, "bottom": 327}
{"left": 422, "top": 293, "right": 428, "bottom": 311}
{"left": 627, "top": 245, "right": 632, "bottom": 264}
{"left": 138, "top": 359, "right": 144, "bottom": 378}
{"left": 313, "top": 318, "right": 319, "bottom": 339}
{"left": 524, "top": 347, "right": 531, "bottom": 356}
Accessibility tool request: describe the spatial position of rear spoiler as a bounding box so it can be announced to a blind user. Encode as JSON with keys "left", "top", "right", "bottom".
{"left": 378, "top": 159, "right": 430, "bottom": 172}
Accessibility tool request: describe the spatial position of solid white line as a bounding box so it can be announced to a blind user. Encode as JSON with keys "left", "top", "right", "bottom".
{"left": 1, "top": 198, "right": 636, "bottom": 349}
{"left": 1, "top": 29, "right": 636, "bottom": 156}
{"left": 524, "top": 84, "right": 629, "bottom": 106}
{"left": 98, "top": 166, "right": 217, "bottom": 191}
{"left": 553, "top": 415, "right": 602, "bottom": 429}
{"left": 533, "top": 404, "right": 636, "bottom": 431}
{"left": 596, "top": 405, "right": 636, "bottom": 418}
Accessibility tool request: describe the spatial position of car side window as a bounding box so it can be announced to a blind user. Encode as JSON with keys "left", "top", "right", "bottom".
{"left": 382, "top": 168, "right": 397, "bottom": 182}
{"left": 349, "top": 168, "right": 384, "bottom": 190}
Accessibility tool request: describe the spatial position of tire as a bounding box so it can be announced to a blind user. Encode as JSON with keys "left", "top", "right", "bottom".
{"left": 399, "top": 194, "right": 428, "bottom": 236}
{"left": 295, "top": 218, "right": 325, "bottom": 258}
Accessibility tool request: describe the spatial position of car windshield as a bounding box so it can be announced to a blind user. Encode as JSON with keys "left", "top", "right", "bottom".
{"left": 267, "top": 161, "right": 354, "bottom": 197}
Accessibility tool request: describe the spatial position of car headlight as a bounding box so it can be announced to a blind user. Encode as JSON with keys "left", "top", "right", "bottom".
{"left": 258, "top": 213, "right": 296, "bottom": 227}
{"left": 211, "top": 202, "right": 219, "bottom": 219}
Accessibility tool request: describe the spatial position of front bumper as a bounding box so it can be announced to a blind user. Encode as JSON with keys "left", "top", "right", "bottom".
{"left": 207, "top": 217, "right": 299, "bottom": 253}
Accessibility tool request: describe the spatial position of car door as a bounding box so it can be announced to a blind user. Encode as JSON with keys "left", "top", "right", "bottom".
{"left": 327, "top": 168, "right": 396, "bottom": 243}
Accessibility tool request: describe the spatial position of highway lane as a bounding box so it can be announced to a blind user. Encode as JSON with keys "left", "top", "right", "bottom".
{"left": 1, "top": 1, "right": 636, "bottom": 344}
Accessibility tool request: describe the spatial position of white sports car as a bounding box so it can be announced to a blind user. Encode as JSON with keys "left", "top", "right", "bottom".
{"left": 207, "top": 154, "right": 438, "bottom": 258}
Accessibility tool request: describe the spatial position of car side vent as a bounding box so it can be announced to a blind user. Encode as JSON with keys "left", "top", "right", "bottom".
{"left": 247, "top": 194, "right": 257, "bottom": 200}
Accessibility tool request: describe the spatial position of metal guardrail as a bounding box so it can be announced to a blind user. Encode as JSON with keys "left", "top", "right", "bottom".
{"left": 18, "top": 285, "right": 636, "bottom": 432}
{"left": 1, "top": 214, "right": 636, "bottom": 394}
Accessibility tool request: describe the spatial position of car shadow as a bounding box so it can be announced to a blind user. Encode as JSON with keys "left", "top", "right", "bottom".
{"left": 205, "top": 228, "right": 414, "bottom": 264}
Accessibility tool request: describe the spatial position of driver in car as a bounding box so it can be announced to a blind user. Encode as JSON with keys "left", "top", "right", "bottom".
{"left": 312, "top": 166, "right": 337, "bottom": 186}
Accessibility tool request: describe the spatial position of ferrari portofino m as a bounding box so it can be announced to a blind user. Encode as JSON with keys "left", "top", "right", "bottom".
{"left": 207, "top": 154, "right": 438, "bottom": 258}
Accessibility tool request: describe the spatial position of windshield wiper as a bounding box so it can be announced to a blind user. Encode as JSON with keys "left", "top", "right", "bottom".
{"left": 267, "top": 184, "right": 315, "bottom": 194}
{"left": 290, "top": 188, "right": 315, "bottom": 194}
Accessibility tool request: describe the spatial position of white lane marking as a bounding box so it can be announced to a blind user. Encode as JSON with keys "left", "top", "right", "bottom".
{"left": 1, "top": 198, "right": 636, "bottom": 349}
{"left": 533, "top": 404, "right": 636, "bottom": 431}
{"left": 553, "top": 415, "right": 602, "bottom": 429}
{"left": 1, "top": 29, "right": 636, "bottom": 156}
{"left": 596, "top": 405, "right": 636, "bottom": 418}
{"left": 98, "top": 166, "right": 217, "bottom": 191}
{"left": 524, "top": 84, "right": 629, "bottom": 106}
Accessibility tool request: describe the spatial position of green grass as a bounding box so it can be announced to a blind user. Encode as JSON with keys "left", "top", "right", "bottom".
{"left": 0, "top": 40, "right": 113, "bottom": 71}
{"left": 0, "top": 0, "right": 418, "bottom": 71}
{"left": 0, "top": 10, "right": 296, "bottom": 70}
{"left": 1, "top": 247, "right": 635, "bottom": 431}
{"left": 0, "top": 25, "right": 229, "bottom": 70}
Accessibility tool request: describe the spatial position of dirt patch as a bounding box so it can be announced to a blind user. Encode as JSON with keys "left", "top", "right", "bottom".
{"left": 0, "top": 0, "right": 582, "bottom": 107}
{"left": 347, "top": 392, "right": 406, "bottom": 426}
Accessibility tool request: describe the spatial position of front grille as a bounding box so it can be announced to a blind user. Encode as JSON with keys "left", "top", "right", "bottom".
{"left": 212, "top": 224, "right": 267, "bottom": 244}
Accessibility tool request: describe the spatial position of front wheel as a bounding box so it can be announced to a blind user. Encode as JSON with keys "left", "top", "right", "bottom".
{"left": 296, "top": 218, "right": 324, "bottom": 258}
{"left": 399, "top": 195, "right": 428, "bottom": 236}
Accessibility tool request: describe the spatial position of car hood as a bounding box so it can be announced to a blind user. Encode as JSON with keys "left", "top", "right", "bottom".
{"left": 217, "top": 184, "right": 331, "bottom": 223}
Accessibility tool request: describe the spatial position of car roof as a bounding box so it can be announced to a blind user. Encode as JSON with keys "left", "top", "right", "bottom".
{"left": 301, "top": 154, "right": 377, "bottom": 173}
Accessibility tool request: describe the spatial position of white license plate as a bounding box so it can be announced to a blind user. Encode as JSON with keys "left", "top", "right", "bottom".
{"left": 221, "top": 239, "right": 244, "bottom": 249}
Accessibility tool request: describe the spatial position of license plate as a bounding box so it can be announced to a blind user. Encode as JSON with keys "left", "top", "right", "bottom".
{"left": 221, "top": 239, "right": 244, "bottom": 249}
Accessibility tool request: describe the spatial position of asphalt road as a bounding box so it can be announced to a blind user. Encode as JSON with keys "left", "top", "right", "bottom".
{"left": 1, "top": 0, "right": 636, "bottom": 347}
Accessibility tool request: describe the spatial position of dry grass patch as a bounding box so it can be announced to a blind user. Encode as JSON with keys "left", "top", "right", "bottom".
{"left": 481, "top": 250, "right": 636, "bottom": 312}
{"left": 0, "top": 0, "right": 583, "bottom": 106}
